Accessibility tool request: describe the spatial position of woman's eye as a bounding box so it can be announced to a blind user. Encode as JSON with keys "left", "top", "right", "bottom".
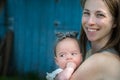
{"left": 83, "top": 12, "right": 90, "bottom": 16}
{"left": 97, "top": 14, "right": 105, "bottom": 17}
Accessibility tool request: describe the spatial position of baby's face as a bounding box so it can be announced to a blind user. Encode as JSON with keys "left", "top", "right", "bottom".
{"left": 55, "top": 38, "right": 82, "bottom": 69}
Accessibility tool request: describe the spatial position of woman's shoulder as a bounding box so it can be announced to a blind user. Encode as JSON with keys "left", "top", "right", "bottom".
{"left": 92, "top": 51, "right": 120, "bottom": 80}
{"left": 71, "top": 52, "right": 120, "bottom": 80}
{"left": 85, "top": 52, "right": 120, "bottom": 79}
{"left": 87, "top": 51, "right": 120, "bottom": 70}
{"left": 91, "top": 51, "right": 120, "bottom": 64}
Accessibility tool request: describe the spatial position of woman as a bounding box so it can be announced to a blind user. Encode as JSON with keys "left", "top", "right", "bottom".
{"left": 70, "top": 0, "right": 120, "bottom": 80}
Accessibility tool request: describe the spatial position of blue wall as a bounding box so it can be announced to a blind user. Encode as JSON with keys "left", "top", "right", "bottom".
{"left": 0, "top": 0, "right": 82, "bottom": 78}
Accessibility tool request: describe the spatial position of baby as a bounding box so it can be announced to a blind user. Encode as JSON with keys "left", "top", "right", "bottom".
{"left": 46, "top": 32, "right": 82, "bottom": 80}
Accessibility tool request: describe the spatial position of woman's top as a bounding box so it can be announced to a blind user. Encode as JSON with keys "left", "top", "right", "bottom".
{"left": 46, "top": 68, "right": 63, "bottom": 80}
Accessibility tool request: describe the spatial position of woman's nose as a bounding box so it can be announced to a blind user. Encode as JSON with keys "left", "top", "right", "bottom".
{"left": 87, "top": 16, "right": 95, "bottom": 26}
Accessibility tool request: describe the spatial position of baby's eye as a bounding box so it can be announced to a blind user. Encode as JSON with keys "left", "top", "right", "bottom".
{"left": 71, "top": 53, "right": 77, "bottom": 56}
{"left": 60, "top": 54, "right": 65, "bottom": 57}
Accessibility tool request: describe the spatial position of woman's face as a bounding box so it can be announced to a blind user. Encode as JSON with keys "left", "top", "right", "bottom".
{"left": 82, "top": 0, "right": 115, "bottom": 44}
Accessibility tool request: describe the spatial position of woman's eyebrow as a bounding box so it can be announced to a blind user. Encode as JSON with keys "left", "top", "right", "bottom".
{"left": 96, "top": 10, "right": 106, "bottom": 15}
{"left": 83, "top": 9, "right": 89, "bottom": 12}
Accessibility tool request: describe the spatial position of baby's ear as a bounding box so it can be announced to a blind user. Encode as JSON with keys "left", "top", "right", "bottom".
{"left": 54, "top": 57, "right": 59, "bottom": 66}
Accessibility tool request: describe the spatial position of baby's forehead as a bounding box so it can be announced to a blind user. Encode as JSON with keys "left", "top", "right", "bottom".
{"left": 56, "top": 38, "right": 80, "bottom": 48}
{"left": 55, "top": 37, "right": 80, "bottom": 51}
{"left": 56, "top": 38, "right": 78, "bottom": 46}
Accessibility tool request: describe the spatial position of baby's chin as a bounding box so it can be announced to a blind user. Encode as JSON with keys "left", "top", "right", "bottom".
{"left": 59, "top": 65, "right": 66, "bottom": 69}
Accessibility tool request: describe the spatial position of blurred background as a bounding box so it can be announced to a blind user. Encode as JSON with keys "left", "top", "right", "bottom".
{"left": 0, "top": 0, "right": 82, "bottom": 79}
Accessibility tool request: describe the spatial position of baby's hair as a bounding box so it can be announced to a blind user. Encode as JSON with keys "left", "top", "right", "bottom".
{"left": 54, "top": 31, "right": 80, "bottom": 56}
{"left": 56, "top": 32, "right": 78, "bottom": 41}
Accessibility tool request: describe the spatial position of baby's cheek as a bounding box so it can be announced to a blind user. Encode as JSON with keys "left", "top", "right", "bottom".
{"left": 59, "top": 61, "right": 67, "bottom": 69}
{"left": 76, "top": 57, "right": 82, "bottom": 67}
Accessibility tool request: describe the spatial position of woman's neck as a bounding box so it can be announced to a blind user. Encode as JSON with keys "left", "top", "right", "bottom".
{"left": 91, "top": 39, "right": 109, "bottom": 53}
{"left": 91, "top": 44, "right": 102, "bottom": 53}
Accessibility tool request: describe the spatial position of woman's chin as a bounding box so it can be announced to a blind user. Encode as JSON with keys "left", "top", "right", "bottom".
{"left": 88, "top": 38, "right": 96, "bottom": 42}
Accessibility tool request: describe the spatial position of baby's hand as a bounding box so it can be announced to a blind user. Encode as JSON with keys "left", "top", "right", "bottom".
{"left": 55, "top": 62, "right": 76, "bottom": 80}
{"left": 66, "top": 62, "right": 77, "bottom": 70}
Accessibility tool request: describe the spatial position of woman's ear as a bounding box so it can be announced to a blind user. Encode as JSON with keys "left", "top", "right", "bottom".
{"left": 113, "top": 24, "right": 116, "bottom": 28}
{"left": 112, "top": 22, "right": 116, "bottom": 28}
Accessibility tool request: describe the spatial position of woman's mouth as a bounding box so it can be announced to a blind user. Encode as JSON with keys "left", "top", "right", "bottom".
{"left": 87, "top": 28, "right": 99, "bottom": 32}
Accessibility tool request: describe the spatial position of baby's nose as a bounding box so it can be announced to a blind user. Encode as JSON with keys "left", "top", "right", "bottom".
{"left": 66, "top": 54, "right": 72, "bottom": 60}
